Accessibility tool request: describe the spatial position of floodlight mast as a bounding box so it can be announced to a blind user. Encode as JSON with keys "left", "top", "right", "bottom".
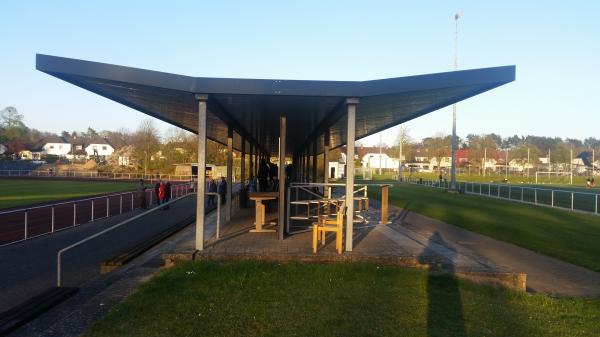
{"left": 450, "top": 11, "right": 463, "bottom": 190}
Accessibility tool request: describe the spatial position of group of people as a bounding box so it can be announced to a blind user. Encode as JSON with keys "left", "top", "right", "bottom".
{"left": 137, "top": 179, "right": 172, "bottom": 210}
{"left": 256, "top": 159, "right": 282, "bottom": 192}
{"left": 206, "top": 177, "right": 227, "bottom": 206}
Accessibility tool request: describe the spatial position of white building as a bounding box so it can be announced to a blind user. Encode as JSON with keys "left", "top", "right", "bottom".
{"left": 32, "top": 136, "right": 71, "bottom": 158}
{"left": 328, "top": 162, "right": 346, "bottom": 179}
{"left": 85, "top": 137, "right": 115, "bottom": 159}
{"left": 0, "top": 144, "right": 6, "bottom": 155}
{"left": 360, "top": 153, "right": 399, "bottom": 170}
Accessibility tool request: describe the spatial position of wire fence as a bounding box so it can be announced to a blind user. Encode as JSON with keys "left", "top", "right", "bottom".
{"left": 403, "top": 177, "right": 600, "bottom": 216}
{"left": 0, "top": 169, "right": 194, "bottom": 182}
{"left": 0, "top": 184, "right": 194, "bottom": 246}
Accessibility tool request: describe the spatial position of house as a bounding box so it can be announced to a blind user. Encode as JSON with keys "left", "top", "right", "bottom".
{"left": 85, "top": 137, "right": 115, "bottom": 159}
{"left": 34, "top": 135, "right": 71, "bottom": 158}
{"left": 360, "top": 153, "right": 399, "bottom": 170}
{"left": 68, "top": 138, "right": 88, "bottom": 161}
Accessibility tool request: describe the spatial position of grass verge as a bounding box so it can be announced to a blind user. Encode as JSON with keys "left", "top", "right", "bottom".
{"left": 0, "top": 179, "right": 136, "bottom": 209}
{"left": 370, "top": 183, "right": 600, "bottom": 272}
{"left": 85, "top": 261, "right": 600, "bottom": 337}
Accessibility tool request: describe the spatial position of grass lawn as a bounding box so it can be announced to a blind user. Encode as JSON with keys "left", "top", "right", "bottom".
{"left": 370, "top": 183, "right": 600, "bottom": 272}
{"left": 0, "top": 179, "right": 137, "bottom": 209}
{"left": 85, "top": 261, "right": 600, "bottom": 337}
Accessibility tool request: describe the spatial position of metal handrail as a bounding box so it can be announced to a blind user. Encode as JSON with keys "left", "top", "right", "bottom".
{"left": 56, "top": 191, "right": 222, "bottom": 287}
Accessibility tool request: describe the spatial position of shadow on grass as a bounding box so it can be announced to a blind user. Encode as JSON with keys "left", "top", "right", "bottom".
{"left": 420, "top": 231, "right": 466, "bottom": 337}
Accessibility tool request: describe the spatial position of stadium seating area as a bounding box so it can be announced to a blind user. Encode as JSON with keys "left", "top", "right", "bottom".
{"left": 0, "top": 160, "right": 44, "bottom": 173}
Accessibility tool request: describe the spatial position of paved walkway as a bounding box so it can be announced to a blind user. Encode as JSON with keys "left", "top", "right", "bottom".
{"left": 0, "top": 195, "right": 197, "bottom": 312}
{"left": 9, "top": 201, "right": 223, "bottom": 337}
{"left": 388, "top": 203, "right": 600, "bottom": 297}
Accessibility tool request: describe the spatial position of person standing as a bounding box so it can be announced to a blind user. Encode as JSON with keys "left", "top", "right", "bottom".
{"left": 164, "top": 181, "right": 172, "bottom": 209}
{"left": 218, "top": 177, "right": 227, "bottom": 205}
{"left": 158, "top": 180, "right": 166, "bottom": 206}
{"left": 208, "top": 178, "right": 217, "bottom": 206}
{"left": 137, "top": 179, "right": 147, "bottom": 209}
{"left": 154, "top": 180, "right": 161, "bottom": 206}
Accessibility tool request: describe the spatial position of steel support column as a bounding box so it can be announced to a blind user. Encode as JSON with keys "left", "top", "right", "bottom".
{"left": 241, "top": 138, "right": 246, "bottom": 184}
{"left": 194, "top": 94, "right": 208, "bottom": 251}
{"left": 345, "top": 98, "right": 359, "bottom": 252}
{"left": 249, "top": 143, "right": 254, "bottom": 180}
{"left": 226, "top": 127, "right": 233, "bottom": 222}
{"left": 312, "top": 141, "right": 318, "bottom": 183}
{"left": 278, "top": 116, "right": 287, "bottom": 240}
{"left": 323, "top": 130, "right": 330, "bottom": 184}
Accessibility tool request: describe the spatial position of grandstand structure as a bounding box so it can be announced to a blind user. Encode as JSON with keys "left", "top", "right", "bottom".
{"left": 36, "top": 53, "right": 515, "bottom": 252}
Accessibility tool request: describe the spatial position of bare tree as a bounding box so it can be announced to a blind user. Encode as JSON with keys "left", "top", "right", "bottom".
{"left": 133, "top": 119, "right": 161, "bottom": 174}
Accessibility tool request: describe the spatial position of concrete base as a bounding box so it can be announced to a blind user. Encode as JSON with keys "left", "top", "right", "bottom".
{"left": 161, "top": 250, "right": 526, "bottom": 292}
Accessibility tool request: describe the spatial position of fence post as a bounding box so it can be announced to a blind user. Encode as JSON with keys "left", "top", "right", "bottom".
{"left": 73, "top": 203, "right": 77, "bottom": 226}
{"left": 596, "top": 194, "right": 598, "bottom": 215}
{"left": 571, "top": 192, "right": 574, "bottom": 210}
{"left": 521, "top": 187, "right": 524, "bottom": 201}
{"left": 24, "top": 210, "right": 28, "bottom": 240}
{"left": 479, "top": 183, "right": 482, "bottom": 195}
{"left": 497, "top": 184, "right": 500, "bottom": 198}
{"left": 131, "top": 194, "right": 134, "bottom": 210}
{"left": 91, "top": 200, "right": 94, "bottom": 221}
{"left": 106, "top": 197, "right": 110, "bottom": 217}
{"left": 535, "top": 189, "right": 538, "bottom": 204}
{"left": 120, "top": 195, "right": 123, "bottom": 214}
{"left": 216, "top": 194, "right": 221, "bottom": 239}
{"left": 51, "top": 207, "right": 55, "bottom": 232}
{"left": 551, "top": 190, "right": 554, "bottom": 207}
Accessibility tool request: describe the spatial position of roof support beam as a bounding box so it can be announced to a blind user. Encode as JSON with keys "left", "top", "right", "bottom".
{"left": 226, "top": 126, "right": 233, "bottom": 223}
{"left": 278, "top": 115, "right": 287, "bottom": 240}
{"left": 194, "top": 94, "right": 208, "bottom": 251}
{"left": 345, "top": 98, "right": 359, "bottom": 252}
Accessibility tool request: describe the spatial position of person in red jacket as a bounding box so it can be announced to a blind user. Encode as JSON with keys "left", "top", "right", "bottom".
{"left": 158, "top": 181, "right": 166, "bottom": 205}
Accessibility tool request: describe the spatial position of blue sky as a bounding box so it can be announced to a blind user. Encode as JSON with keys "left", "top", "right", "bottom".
{"left": 1, "top": 1, "right": 599, "bottom": 146}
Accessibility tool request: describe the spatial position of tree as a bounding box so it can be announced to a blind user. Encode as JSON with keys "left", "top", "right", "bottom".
{"left": 61, "top": 130, "right": 70, "bottom": 139}
{"left": 394, "top": 126, "right": 412, "bottom": 178}
{"left": 132, "top": 120, "right": 161, "bottom": 173}
{"left": 422, "top": 133, "right": 451, "bottom": 174}
{"left": 86, "top": 127, "right": 98, "bottom": 138}
{"left": 0, "top": 107, "right": 25, "bottom": 129}
{"left": 466, "top": 134, "right": 501, "bottom": 175}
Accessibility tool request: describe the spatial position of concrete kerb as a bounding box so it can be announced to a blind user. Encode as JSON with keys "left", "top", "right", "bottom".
{"left": 161, "top": 250, "right": 527, "bottom": 292}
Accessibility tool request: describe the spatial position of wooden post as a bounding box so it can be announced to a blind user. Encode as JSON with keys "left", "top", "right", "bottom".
{"left": 379, "top": 185, "right": 390, "bottom": 224}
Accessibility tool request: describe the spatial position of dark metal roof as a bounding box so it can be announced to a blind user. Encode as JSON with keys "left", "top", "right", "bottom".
{"left": 36, "top": 54, "right": 515, "bottom": 155}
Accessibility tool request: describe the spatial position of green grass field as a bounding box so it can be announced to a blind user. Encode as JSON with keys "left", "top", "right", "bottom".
{"left": 369, "top": 183, "right": 600, "bottom": 272}
{"left": 0, "top": 179, "right": 137, "bottom": 209}
{"left": 84, "top": 261, "right": 600, "bottom": 337}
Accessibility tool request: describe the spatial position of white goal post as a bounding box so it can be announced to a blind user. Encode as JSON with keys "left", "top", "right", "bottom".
{"left": 535, "top": 171, "right": 573, "bottom": 184}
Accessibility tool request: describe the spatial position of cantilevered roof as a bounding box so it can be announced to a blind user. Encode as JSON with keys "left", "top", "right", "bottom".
{"left": 36, "top": 54, "right": 515, "bottom": 154}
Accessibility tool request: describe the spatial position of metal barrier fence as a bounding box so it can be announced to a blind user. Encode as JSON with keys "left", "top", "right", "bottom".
{"left": 403, "top": 177, "right": 600, "bottom": 216}
{"left": 0, "top": 184, "right": 193, "bottom": 246}
{"left": 0, "top": 169, "right": 194, "bottom": 182}
{"left": 56, "top": 191, "right": 224, "bottom": 287}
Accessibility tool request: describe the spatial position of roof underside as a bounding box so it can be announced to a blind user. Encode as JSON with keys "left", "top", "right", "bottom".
{"left": 36, "top": 54, "right": 515, "bottom": 155}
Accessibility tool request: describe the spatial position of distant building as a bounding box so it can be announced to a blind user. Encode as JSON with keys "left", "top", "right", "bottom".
{"left": 85, "top": 137, "right": 114, "bottom": 159}
{"left": 34, "top": 135, "right": 71, "bottom": 158}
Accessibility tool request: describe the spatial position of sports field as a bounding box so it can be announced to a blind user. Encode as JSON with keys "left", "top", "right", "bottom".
{"left": 0, "top": 179, "right": 137, "bottom": 209}
{"left": 370, "top": 182, "right": 600, "bottom": 272}
{"left": 84, "top": 261, "right": 600, "bottom": 337}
